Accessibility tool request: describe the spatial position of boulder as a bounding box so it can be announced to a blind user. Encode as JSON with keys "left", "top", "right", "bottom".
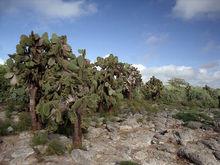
{"left": 71, "top": 149, "right": 95, "bottom": 165}
{"left": 177, "top": 142, "right": 219, "bottom": 165}
{"left": 186, "top": 121, "right": 202, "bottom": 129}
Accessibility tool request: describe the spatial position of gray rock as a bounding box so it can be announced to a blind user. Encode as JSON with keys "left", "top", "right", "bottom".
{"left": 85, "top": 126, "right": 107, "bottom": 140}
{"left": 34, "top": 145, "right": 48, "bottom": 155}
{"left": 11, "top": 147, "right": 34, "bottom": 158}
{"left": 122, "top": 116, "right": 140, "bottom": 129}
{"left": 214, "top": 119, "right": 220, "bottom": 132}
{"left": 156, "top": 143, "right": 177, "bottom": 153}
{"left": 119, "top": 125, "right": 132, "bottom": 132}
{"left": 0, "top": 111, "right": 6, "bottom": 121}
{"left": 71, "top": 149, "right": 95, "bottom": 165}
{"left": 201, "top": 138, "right": 220, "bottom": 151}
{"left": 213, "top": 151, "right": 220, "bottom": 160}
{"left": 105, "top": 121, "right": 118, "bottom": 132}
{"left": 173, "top": 129, "right": 198, "bottom": 145}
{"left": 186, "top": 121, "right": 203, "bottom": 129}
{"left": 7, "top": 126, "right": 14, "bottom": 133}
{"left": 177, "top": 143, "right": 219, "bottom": 165}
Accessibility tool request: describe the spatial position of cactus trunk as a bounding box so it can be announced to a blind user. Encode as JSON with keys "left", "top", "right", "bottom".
{"left": 98, "top": 102, "right": 104, "bottom": 112}
{"left": 218, "top": 96, "right": 220, "bottom": 108}
{"left": 72, "top": 108, "right": 82, "bottom": 149}
{"left": 29, "top": 84, "right": 39, "bottom": 131}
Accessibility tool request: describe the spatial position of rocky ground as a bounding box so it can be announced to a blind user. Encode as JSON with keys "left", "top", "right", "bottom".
{"left": 0, "top": 107, "right": 220, "bottom": 165}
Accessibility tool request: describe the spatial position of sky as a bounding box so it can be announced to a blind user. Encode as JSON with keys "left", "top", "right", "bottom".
{"left": 0, "top": 0, "right": 220, "bottom": 87}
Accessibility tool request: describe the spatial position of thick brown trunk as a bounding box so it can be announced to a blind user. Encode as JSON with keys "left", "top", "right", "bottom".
{"left": 218, "top": 96, "right": 220, "bottom": 108}
{"left": 128, "top": 91, "right": 131, "bottom": 100}
{"left": 128, "top": 85, "right": 132, "bottom": 100}
{"left": 29, "top": 84, "right": 38, "bottom": 131}
{"left": 98, "top": 102, "right": 104, "bottom": 112}
{"left": 108, "top": 105, "right": 113, "bottom": 113}
{"left": 72, "top": 109, "right": 82, "bottom": 149}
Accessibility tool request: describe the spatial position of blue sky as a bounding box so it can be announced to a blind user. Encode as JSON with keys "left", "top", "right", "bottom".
{"left": 0, "top": 0, "right": 220, "bottom": 87}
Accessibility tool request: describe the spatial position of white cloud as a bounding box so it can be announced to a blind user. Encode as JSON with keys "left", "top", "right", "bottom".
{"left": 132, "top": 64, "right": 146, "bottom": 71}
{"left": 146, "top": 34, "right": 168, "bottom": 45}
{"left": 0, "top": 59, "right": 5, "bottom": 65}
{"left": 133, "top": 64, "right": 220, "bottom": 88}
{"left": 173, "top": 0, "right": 220, "bottom": 20}
{"left": 0, "top": 0, "right": 97, "bottom": 19}
{"left": 103, "top": 54, "right": 111, "bottom": 58}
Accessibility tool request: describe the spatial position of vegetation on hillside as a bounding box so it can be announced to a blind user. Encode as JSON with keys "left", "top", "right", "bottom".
{"left": 0, "top": 32, "right": 220, "bottom": 150}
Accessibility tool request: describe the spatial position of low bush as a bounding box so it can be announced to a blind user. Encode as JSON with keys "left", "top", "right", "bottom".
{"left": 31, "top": 132, "right": 48, "bottom": 146}
{"left": 15, "top": 112, "right": 32, "bottom": 132}
{"left": 46, "top": 139, "right": 65, "bottom": 155}
{"left": 118, "top": 161, "right": 140, "bottom": 165}
{"left": 0, "top": 119, "right": 13, "bottom": 136}
{"left": 174, "top": 109, "right": 213, "bottom": 125}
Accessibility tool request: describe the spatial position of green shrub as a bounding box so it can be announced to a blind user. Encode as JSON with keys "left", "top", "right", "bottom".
{"left": 5, "top": 104, "right": 15, "bottom": 119}
{"left": 15, "top": 112, "right": 32, "bottom": 132}
{"left": 31, "top": 132, "right": 48, "bottom": 146}
{"left": 160, "top": 86, "right": 187, "bottom": 105}
{"left": 213, "top": 110, "right": 220, "bottom": 119}
{"left": 0, "top": 64, "right": 10, "bottom": 103}
{"left": 118, "top": 161, "right": 140, "bottom": 165}
{"left": 0, "top": 119, "right": 12, "bottom": 136}
{"left": 46, "top": 139, "right": 65, "bottom": 155}
{"left": 174, "top": 110, "right": 213, "bottom": 125}
{"left": 189, "top": 87, "right": 217, "bottom": 108}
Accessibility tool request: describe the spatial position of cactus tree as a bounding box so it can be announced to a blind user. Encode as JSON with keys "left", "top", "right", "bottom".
{"left": 144, "top": 76, "right": 163, "bottom": 100}
{"left": 95, "top": 55, "right": 124, "bottom": 112}
{"left": 5, "top": 32, "right": 50, "bottom": 130}
{"left": 37, "top": 34, "right": 98, "bottom": 148}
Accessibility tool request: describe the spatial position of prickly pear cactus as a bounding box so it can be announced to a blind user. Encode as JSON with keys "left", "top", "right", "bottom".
{"left": 5, "top": 31, "right": 51, "bottom": 130}
{"left": 36, "top": 34, "right": 99, "bottom": 148}
{"left": 95, "top": 55, "right": 124, "bottom": 112}
{"left": 144, "top": 76, "right": 163, "bottom": 100}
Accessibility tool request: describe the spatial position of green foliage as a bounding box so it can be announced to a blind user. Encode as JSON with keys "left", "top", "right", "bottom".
{"left": 0, "top": 112, "right": 31, "bottom": 135}
{"left": 5, "top": 104, "right": 15, "bottom": 119}
{"left": 174, "top": 109, "right": 213, "bottom": 125}
{"left": 4, "top": 32, "right": 220, "bottom": 149}
{"left": 168, "top": 78, "right": 189, "bottom": 88}
{"left": 118, "top": 161, "right": 140, "bottom": 165}
{"left": 144, "top": 76, "right": 163, "bottom": 100}
{"left": 0, "top": 64, "right": 10, "bottom": 102}
{"left": 0, "top": 119, "right": 12, "bottom": 136}
{"left": 15, "top": 112, "right": 32, "bottom": 132}
{"left": 31, "top": 131, "right": 48, "bottom": 146}
{"left": 161, "top": 84, "right": 218, "bottom": 108}
{"left": 46, "top": 139, "right": 65, "bottom": 155}
{"left": 188, "top": 87, "right": 217, "bottom": 108}
{"left": 160, "top": 85, "right": 187, "bottom": 105}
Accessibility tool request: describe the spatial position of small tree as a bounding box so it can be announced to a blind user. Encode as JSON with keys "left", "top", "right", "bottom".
{"left": 5, "top": 32, "right": 50, "bottom": 130}
{"left": 0, "top": 64, "right": 10, "bottom": 102}
{"left": 185, "top": 83, "right": 192, "bottom": 101}
{"left": 218, "top": 96, "right": 220, "bottom": 108}
{"left": 119, "top": 64, "right": 142, "bottom": 100}
{"left": 36, "top": 34, "right": 98, "bottom": 148}
{"left": 144, "top": 76, "right": 163, "bottom": 100}
{"left": 95, "top": 55, "right": 124, "bottom": 112}
{"left": 168, "top": 78, "right": 188, "bottom": 88}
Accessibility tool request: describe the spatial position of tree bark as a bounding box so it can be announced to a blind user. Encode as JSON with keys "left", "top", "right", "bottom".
{"left": 108, "top": 105, "right": 113, "bottom": 113}
{"left": 29, "top": 84, "right": 38, "bottom": 131}
{"left": 72, "top": 109, "right": 82, "bottom": 149}
{"left": 218, "top": 96, "right": 220, "bottom": 108}
{"left": 127, "top": 84, "right": 132, "bottom": 100}
{"left": 98, "top": 102, "right": 104, "bottom": 112}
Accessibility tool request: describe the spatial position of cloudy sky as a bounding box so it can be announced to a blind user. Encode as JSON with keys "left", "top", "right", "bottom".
{"left": 0, "top": 0, "right": 220, "bottom": 87}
